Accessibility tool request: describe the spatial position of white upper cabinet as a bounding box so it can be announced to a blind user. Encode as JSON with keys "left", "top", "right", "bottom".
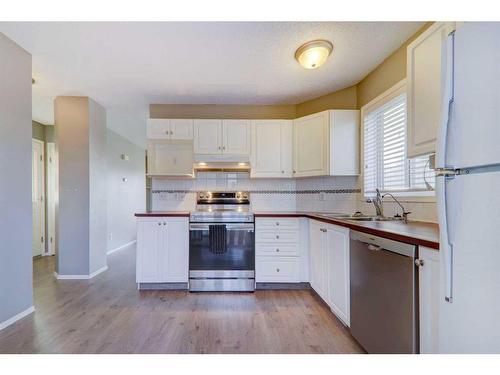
{"left": 194, "top": 119, "right": 251, "bottom": 158}
{"left": 222, "top": 120, "right": 251, "bottom": 155}
{"left": 169, "top": 119, "right": 194, "bottom": 140}
{"left": 294, "top": 111, "right": 329, "bottom": 177}
{"left": 194, "top": 119, "right": 222, "bottom": 155}
{"left": 147, "top": 140, "right": 194, "bottom": 177}
{"left": 293, "top": 110, "right": 359, "bottom": 177}
{"left": 147, "top": 119, "right": 193, "bottom": 140}
{"left": 407, "top": 22, "right": 456, "bottom": 158}
{"left": 251, "top": 120, "right": 293, "bottom": 178}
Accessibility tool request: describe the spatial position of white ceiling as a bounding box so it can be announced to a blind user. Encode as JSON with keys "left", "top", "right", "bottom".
{"left": 0, "top": 22, "right": 423, "bottom": 145}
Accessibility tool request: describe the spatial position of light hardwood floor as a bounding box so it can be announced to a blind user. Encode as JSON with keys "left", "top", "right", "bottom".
{"left": 0, "top": 246, "right": 364, "bottom": 354}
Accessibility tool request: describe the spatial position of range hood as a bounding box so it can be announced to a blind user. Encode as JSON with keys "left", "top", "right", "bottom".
{"left": 193, "top": 161, "right": 251, "bottom": 172}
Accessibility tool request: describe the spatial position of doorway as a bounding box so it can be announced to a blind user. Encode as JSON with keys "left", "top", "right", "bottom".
{"left": 32, "top": 138, "right": 45, "bottom": 257}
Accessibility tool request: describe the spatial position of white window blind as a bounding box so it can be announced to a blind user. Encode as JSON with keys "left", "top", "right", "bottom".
{"left": 363, "top": 90, "right": 435, "bottom": 197}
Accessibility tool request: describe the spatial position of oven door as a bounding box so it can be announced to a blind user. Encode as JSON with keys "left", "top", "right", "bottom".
{"left": 189, "top": 223, "right": 255, "bottom": 274}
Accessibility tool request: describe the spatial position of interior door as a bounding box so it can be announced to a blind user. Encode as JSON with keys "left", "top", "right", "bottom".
{"left": 222, "top": 120, "right": 250, "bottom": 155}
{"left": 32, "top": 139, "right": 45, "bottom": 257}
{"left": 194, "top": 119, "right": 222, "bottom": 154}
{"left": 46, "top": 142, "right": 57, "bottom": 254}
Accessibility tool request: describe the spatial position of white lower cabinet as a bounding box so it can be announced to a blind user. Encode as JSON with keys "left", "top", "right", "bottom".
{"left": 418, "top": 246, "right": 440, "bottom": 353}
{"left": 255, "top": 218, "right": 303, "bottom": 283}
{"left": 309, "top": 219, "right": 350, "bottom": 326}
{"left": 136, "top": 217, "right": 189, "bottom": 284}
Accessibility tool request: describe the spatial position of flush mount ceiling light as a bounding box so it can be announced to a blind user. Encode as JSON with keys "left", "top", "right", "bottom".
{"left": 295, "top": 40, "right": 333, "bottom": 70}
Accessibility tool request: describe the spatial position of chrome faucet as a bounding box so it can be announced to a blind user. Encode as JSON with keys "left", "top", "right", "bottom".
{"left": 381, "top": 192, "right": 411, "bottom": 223}
{"left": 371, "top": 188, "right": 384, "bottom": 217}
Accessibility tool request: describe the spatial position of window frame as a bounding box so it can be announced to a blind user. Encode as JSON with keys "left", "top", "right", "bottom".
{"left": 360, "top": 79, "right": 436, "bottom": 202}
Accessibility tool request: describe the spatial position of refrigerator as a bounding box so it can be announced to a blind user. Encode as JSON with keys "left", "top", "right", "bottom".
{"left": 436, "top": 22, "right": 500, "bottom": 353}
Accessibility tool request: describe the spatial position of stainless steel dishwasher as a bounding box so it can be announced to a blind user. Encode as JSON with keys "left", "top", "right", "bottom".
{"left": 350, "top": 230, "right": 418, "bottom": 354}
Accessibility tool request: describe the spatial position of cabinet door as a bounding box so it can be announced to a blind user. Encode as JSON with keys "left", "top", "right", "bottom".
{"left": 222, "top": 120, "right": 250, "bottom": 155}
{"left": 147, "top": 119, "right": 171, "bottom": 139}
{"left": 164, "top": 218, "right": 189, "bottom": 282}
{"left": 147, "top": 140, "right": 194, "bottom": 176}
{"left": 280, "top": 121, "right": 293, "bottom": 177}
{"left": 329, "top": 110, "right": 359, "bottom": 176}
{"left": 251, "top": 120, "right": 282, "bottom": 177}
{"left": 136, "top": 219, "right": 163, "bottom": 282}
{"left": 170, "top": 119, "right": 194, "bottom": 140}
{"left": 326, "top": 224, "right": 350, "bottom": 326}
{"left": 251, "top": 120, "right": 292, "bottom": 178}
{"left": 407, "top": 22, "right": 455, "bottom": 157}
{"left": 293, "top": 111, "right": 329, "bottom": 177}
{"left": 418, "top": 246, "right": 440, "bottom": 353}
{"left": 194, "top": 119, "right": 222, "bottom": 154}
{"left": 309, "top": 220, "right": 327, "bottom": 298}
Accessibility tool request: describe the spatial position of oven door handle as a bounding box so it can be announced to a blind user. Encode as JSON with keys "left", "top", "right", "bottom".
{"left": 189, "top": 223, "right": 255, "bottom": 231}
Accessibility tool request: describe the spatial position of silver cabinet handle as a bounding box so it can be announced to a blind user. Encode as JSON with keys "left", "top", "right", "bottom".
{"left": 222, "top": 146, "right": 226, "bottom": 150}
{"left": 281, "top": 170, "right": 284, "bottom": 173}
{"left": 276, "top": 268, "right": 280, "bottom": 273}
{"left": 276, "top": 235, "right": 280, "bottom": 239}
{"left": 158, "top": 222, "right": 161, "bottom": 226}
{"left": 170, "top": 130, "right": 173, "bottom": 135}
{"left": 165, "top": 130, "right": 169, "bottom": 135}
{"left": 276, "top": 222, "right": 280, "bottom": 226}
{"left": 415, "top": 259, "right": 424, "bottom": 267}
{"left": 276, "top": 248, "right": 280, "bottom": 252}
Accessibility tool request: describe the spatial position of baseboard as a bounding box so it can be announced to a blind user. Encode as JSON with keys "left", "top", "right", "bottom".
{"left": 256, "top": 282, "right": 311, "bottom": 290}
{"left": 54, "top": 265, "right": 108, "bottom": 280}
{"left": 0, "top": 306, "right": 35, "bottom": 331}
{"left": 138, "top": 282, "right": 188, "bottom": 290}
{"left": 107, "top": 240, "right": 136, "bottom": 255}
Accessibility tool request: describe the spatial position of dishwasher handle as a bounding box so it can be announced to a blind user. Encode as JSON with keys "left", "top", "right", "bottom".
{"left": 350, "top": 231, "right": 416, "bottom": 258}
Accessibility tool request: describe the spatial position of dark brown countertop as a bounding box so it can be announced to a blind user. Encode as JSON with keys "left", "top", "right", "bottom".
{"left": 255, "top": 212, "right": 440, "bottom": 250}
{"left": 135, "top": 211, "right": 190, "bottom": 217}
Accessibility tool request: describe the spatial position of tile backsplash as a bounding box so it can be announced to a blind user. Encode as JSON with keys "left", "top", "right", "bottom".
{"left": 150, "top": 172, "right": 437, "bottom": 222}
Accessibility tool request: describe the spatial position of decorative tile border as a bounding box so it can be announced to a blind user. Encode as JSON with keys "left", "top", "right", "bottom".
{"left": 151, "top": 189, "right": 361, "bottom": 194}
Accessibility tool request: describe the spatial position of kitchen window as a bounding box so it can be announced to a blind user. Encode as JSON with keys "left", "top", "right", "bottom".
{"left": 362, "top": 81, "right": 435, "bottom": 198}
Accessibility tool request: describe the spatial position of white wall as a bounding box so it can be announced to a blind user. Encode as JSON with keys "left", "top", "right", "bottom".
{"left": 107, "top": 129, "right": 146, "bottom": 253}
{"left": 0, "top": 33, "right": 33, "bottom": 326}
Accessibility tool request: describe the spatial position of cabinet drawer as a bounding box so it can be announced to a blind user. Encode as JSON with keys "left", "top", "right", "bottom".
{"left": 256, "top": 218, "right": 299, "bottom": 230}
{"left": 256, "top": 244, "right": 299, "bottom": 257}
{"left": 256, "top": 229, "right": 299, "bottom": 243}
{"left": 256, "top": 257, "right": 300, "bottom": 282}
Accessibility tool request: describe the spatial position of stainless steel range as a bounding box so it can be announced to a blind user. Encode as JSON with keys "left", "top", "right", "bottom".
{"left": 189, "top": 192, "right": 255, "bottom": 292}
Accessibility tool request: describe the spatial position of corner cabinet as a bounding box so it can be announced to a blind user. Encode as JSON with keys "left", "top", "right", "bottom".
{"left": 293, "top": 110, "right": 359, "bottom": 177}
{"left": 407, "top": 22, "right": 456, "bottom": 157}
{"left": 309, "top": 219, "right": 350, "bottom": 326}
{"left": 251, "top": 120, "right": 293, "bottom": 178}
{"left": 417, "top": 246, "right": 440, "bottom": 353}
{"left": 136, "top": 217, "right": 189, "bottom": 285}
